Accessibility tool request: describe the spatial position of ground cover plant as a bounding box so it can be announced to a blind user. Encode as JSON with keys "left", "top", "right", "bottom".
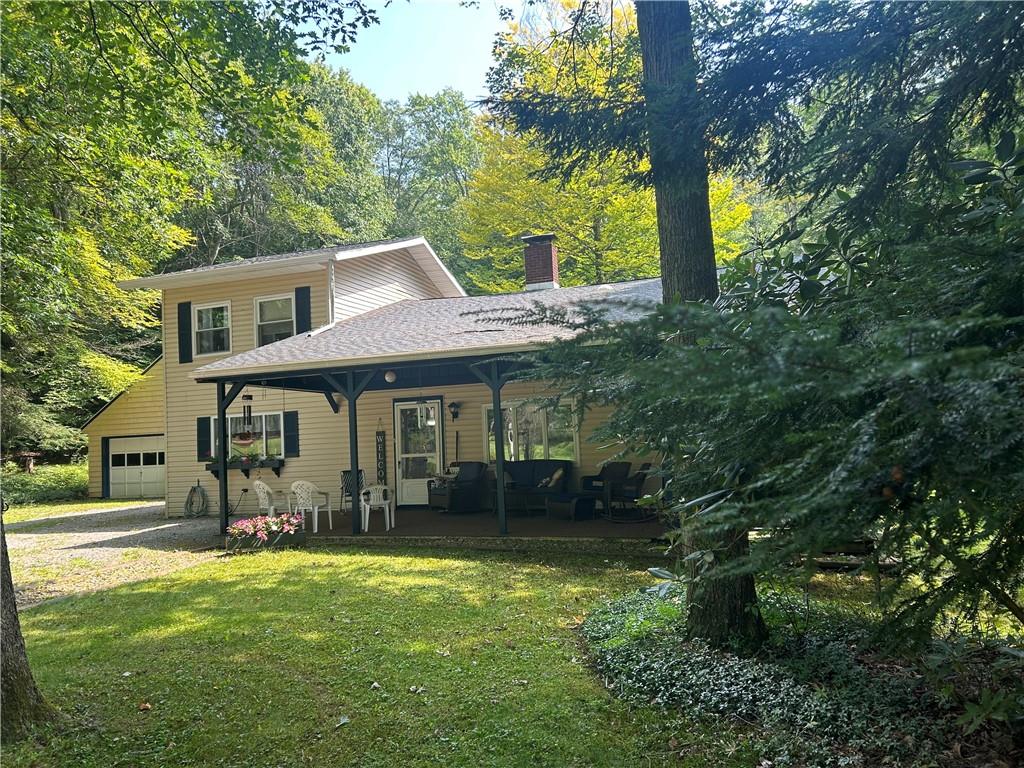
{"left": 1, "top": 462, "right": 89, "bottom": 505}
{"left": 582, "top": 577, "right": 1023, "bottom": 767}
{"left": 4, "top": 547, "right": 760, "bottom": 768}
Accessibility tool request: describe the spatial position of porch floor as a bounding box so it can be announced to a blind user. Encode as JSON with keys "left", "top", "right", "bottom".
{"left": 304, "top": 505, "right": 667, "bottom": 541}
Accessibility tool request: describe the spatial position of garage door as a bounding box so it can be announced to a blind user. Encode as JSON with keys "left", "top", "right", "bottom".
{"left": 108, "top": 436, "right": 165, "bottom": 499}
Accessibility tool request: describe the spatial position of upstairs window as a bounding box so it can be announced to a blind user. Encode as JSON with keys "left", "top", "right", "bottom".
{"left": 255, "top": 295, "right": 295, "bottom": 346}
{"left": 194, "top": 302, "right": 231, "bottom": 355}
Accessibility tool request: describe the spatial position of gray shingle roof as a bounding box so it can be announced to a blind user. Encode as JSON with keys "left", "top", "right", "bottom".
{"left": 193, "top": 278, "right": 662, "bottom": 378}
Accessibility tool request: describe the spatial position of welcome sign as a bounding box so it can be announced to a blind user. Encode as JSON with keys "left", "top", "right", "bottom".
{"left": 375, "top": 431, "right": 387, "bottom": 484}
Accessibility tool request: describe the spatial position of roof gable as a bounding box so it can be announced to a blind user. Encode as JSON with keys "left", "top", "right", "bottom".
{"left": 119, "top": 237, "right": 465, "bottom": 298}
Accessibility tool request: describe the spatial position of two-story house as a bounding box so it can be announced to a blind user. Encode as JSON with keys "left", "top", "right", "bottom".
{"left": 83, "top": 235, "right": 661, "bottom": 537}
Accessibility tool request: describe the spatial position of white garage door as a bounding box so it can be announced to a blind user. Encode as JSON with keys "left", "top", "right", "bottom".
{"left": 109, "top": 436, "right": 165, "bottom": 499}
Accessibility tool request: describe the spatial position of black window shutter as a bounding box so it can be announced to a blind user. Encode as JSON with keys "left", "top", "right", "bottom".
{"left": 294, "top": 286, "right": 311, "bottom": 334}
{"left": 177, "top": 302, "right": 193, "bottom": 363}
{"left": 284, "top": 410, "right": 300, "bottom": 457}
{"left": 196, "top": 416, "right": 211, "bottom": 461}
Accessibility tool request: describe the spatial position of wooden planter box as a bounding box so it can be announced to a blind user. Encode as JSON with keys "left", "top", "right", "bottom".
{"left": 206, "top": 458, "right": 285, "bottom": 479}
{"left": 225, "top": 530, "right": 306, "bottom": 553}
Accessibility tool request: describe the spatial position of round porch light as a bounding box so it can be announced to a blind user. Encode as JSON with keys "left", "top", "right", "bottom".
{"left": 384, "top": 370, "right": 397, "bottom": 384}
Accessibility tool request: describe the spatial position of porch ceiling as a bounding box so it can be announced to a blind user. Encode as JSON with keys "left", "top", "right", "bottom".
{"left": 194, "top": 353, "right": 527, "bottom": 392}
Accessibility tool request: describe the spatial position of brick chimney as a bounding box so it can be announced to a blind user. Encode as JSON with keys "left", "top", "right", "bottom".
{"left": 521, "top": 233, "right": 559, "bottom": 291}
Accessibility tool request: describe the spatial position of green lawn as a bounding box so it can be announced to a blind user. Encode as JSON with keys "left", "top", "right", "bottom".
{"left": 4, "top": 499, "right": 157, "bottom": 525}
{"left": 7, "top": 547, "right": 749, "bottom": 768}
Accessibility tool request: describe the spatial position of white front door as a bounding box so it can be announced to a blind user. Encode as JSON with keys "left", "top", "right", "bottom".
{"left": 394, "top": 400, "right": 442, "bottom": 506}
{"left": 108, "top": 436, "right": 166, "bottom": 499}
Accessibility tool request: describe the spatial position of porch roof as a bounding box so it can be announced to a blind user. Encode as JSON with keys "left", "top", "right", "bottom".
{"left": 192, "top": 278, "right": 661, "bottom": 381}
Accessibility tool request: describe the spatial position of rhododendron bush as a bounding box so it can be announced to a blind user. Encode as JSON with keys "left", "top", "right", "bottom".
{"left": 227, "top": 514, "right": 304, "bottom": 543}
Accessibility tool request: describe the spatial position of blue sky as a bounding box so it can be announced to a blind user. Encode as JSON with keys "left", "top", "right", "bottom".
{"left": 323, "top": 1, "right": 515, "bottom": 103}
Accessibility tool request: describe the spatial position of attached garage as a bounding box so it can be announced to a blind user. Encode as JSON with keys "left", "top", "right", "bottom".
{"left": 82, "top": 358, "right": 167, "bottom": 500}
{"left": 106, "top": 435, "right": 166, "bottom": 498}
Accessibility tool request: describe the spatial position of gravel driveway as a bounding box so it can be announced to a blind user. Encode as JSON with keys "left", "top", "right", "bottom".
{"left": 6, "top": 504, "right": 221, "bottom": 608}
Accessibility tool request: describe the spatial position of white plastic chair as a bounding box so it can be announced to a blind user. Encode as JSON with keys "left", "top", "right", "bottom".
{"left": 360, "top": 485, "right": 393, "bottom": 532}
{"left": 290, "top": 480, "right": 332, "bottom": 534}
{"left": 253, "top": 479, "right": 288, "bottom": 516}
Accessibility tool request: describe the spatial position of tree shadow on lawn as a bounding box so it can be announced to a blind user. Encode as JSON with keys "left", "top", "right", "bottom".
{"left": 10, "top": 508, "right": 219, "bottom": 553}
{"left": 12, "top": 548, "right": 686, "bottom": 768}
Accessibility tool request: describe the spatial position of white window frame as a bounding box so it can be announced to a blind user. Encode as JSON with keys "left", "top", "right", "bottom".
{"left": 481, "top": 399, "right": 580, "bottom": 463}
{"left": 210, "top": 411, "right": 285, "bottom": 460}
{"left": 193, "top": 300, "right": 232, "bottom": 357}
{"left": 253, "top": 293, "right": 296, "bottom": 348}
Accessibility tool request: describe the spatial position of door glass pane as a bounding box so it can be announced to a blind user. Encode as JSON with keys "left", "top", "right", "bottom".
{"left": 400, "top": 406, "right": 437, "bottom": 454}
{"left": 401, "top": 456, "right": 436, "bottom": 479}
{"left": 143, "top": 452, "right": 158, "bottom": 466}
{"left": 126, "top": 453, "right": 141, "bottom": 467}
{"left": 112, "top": 454, "right": 126, "bottom": 467}
{"left": 546, "top": 406, "right": 576, "bottom": 460}
{"left": 264, "top": 413, "right": 283, "bottom": 457}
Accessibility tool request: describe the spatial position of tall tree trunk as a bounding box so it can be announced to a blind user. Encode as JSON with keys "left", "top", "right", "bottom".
{"left": 1, "top": 516, "right": 54, "bottom": 741}
{"left": 636, "top": 0, "right": 767, "bottom": 650}
{"left": 635, "top": 0, "right": 718, "bottom": 303}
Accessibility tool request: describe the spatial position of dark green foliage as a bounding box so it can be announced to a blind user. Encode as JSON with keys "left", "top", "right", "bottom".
{"left": 583, "top": 586, "right": 1021, "bottom": 766}
{"left": 518, "top": 138, "right": 1024, "bottom": 634}
{"left": 489, "top": 1, "right": 1024, "bottom": 215}
{"left": 0, "top": 463, "right": 88, "bottom": 505}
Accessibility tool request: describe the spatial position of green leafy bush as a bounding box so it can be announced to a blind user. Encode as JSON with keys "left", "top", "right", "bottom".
{"left": 1, "top": 461, "right": 89, "bottom": 504}
{"left": 583, "top": 587, "right": 1020, "bottom": 767}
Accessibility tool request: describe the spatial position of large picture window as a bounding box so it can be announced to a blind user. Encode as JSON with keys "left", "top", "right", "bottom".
{"left": 255, "top": 295, "right": 295, "bottom": 347}
{"left": 194, "top": 302, "right": 231, "bottom": 355}
{"left": 484, "top": 401, "right": 578, "bottom": 463}
{"left": 212, "top": 412, "right": 284, "bottom": 459}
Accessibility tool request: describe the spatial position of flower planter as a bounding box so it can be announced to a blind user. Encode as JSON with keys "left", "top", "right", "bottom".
{"left": 205, "top": 458, "right": 285, "bottom": 479}
{"left": 226, "top": 530, "right": 306, "bottom": 553}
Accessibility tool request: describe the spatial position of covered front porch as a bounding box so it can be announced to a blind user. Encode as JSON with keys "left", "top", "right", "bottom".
{"left": 198, "top": 353, "right": 664, "bottom": 541}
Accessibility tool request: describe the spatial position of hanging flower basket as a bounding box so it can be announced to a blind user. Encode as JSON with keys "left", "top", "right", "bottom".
{"left": 225, "top": 514, "right": 306, "bottom": 553}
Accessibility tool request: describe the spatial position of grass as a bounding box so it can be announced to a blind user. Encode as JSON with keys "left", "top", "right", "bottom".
{"left": 6, "top": 547, "right": 753, "bottom": 768}
{"left": 4, "top": 498, "right": 156, "bottom": 525}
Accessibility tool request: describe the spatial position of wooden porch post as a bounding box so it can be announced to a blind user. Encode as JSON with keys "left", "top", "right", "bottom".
{"left": 216, "top": 381, "right": 245, "bottom": 535}
{"left": 469, "top": 360, "right": 509, "bottom": 536}
{"left": 217, "top": 382, "right": 228, "bottom": 535}
{"left": 323, "top": 371, "right": 375, "bottom": 535}
{"left": 346, "top": 372, "right": 361, "bottom": 535}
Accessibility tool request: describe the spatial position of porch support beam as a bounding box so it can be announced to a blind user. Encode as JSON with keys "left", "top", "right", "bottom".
{"left": 322, "top": 370, "right": 376, "bottom": 534}
{"left": 468, "top": 359, "right": 514, "bottom": 536}
{"left": 323, "top": 392, "right": 340, "bottom": 414}
{"left": 216, "top": 380, "right": 246, "bottom": 535}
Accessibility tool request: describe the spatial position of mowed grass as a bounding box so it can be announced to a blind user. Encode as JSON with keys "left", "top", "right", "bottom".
{"left": 4, "top": 499, "right": 156, "bottom": 525}
{"left": 8, "top": 547, "right": 741, "bottom": 768}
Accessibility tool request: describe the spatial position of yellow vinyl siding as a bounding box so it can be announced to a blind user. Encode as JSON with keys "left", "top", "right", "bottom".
{"left": 83, "top": 359, "right": 166, "bottom": 498}
{"left": 333, "top": 249, "right": 442, "bottom": 320}
{"left": 163, "top": 273, "right": 332, "bottom": 516}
